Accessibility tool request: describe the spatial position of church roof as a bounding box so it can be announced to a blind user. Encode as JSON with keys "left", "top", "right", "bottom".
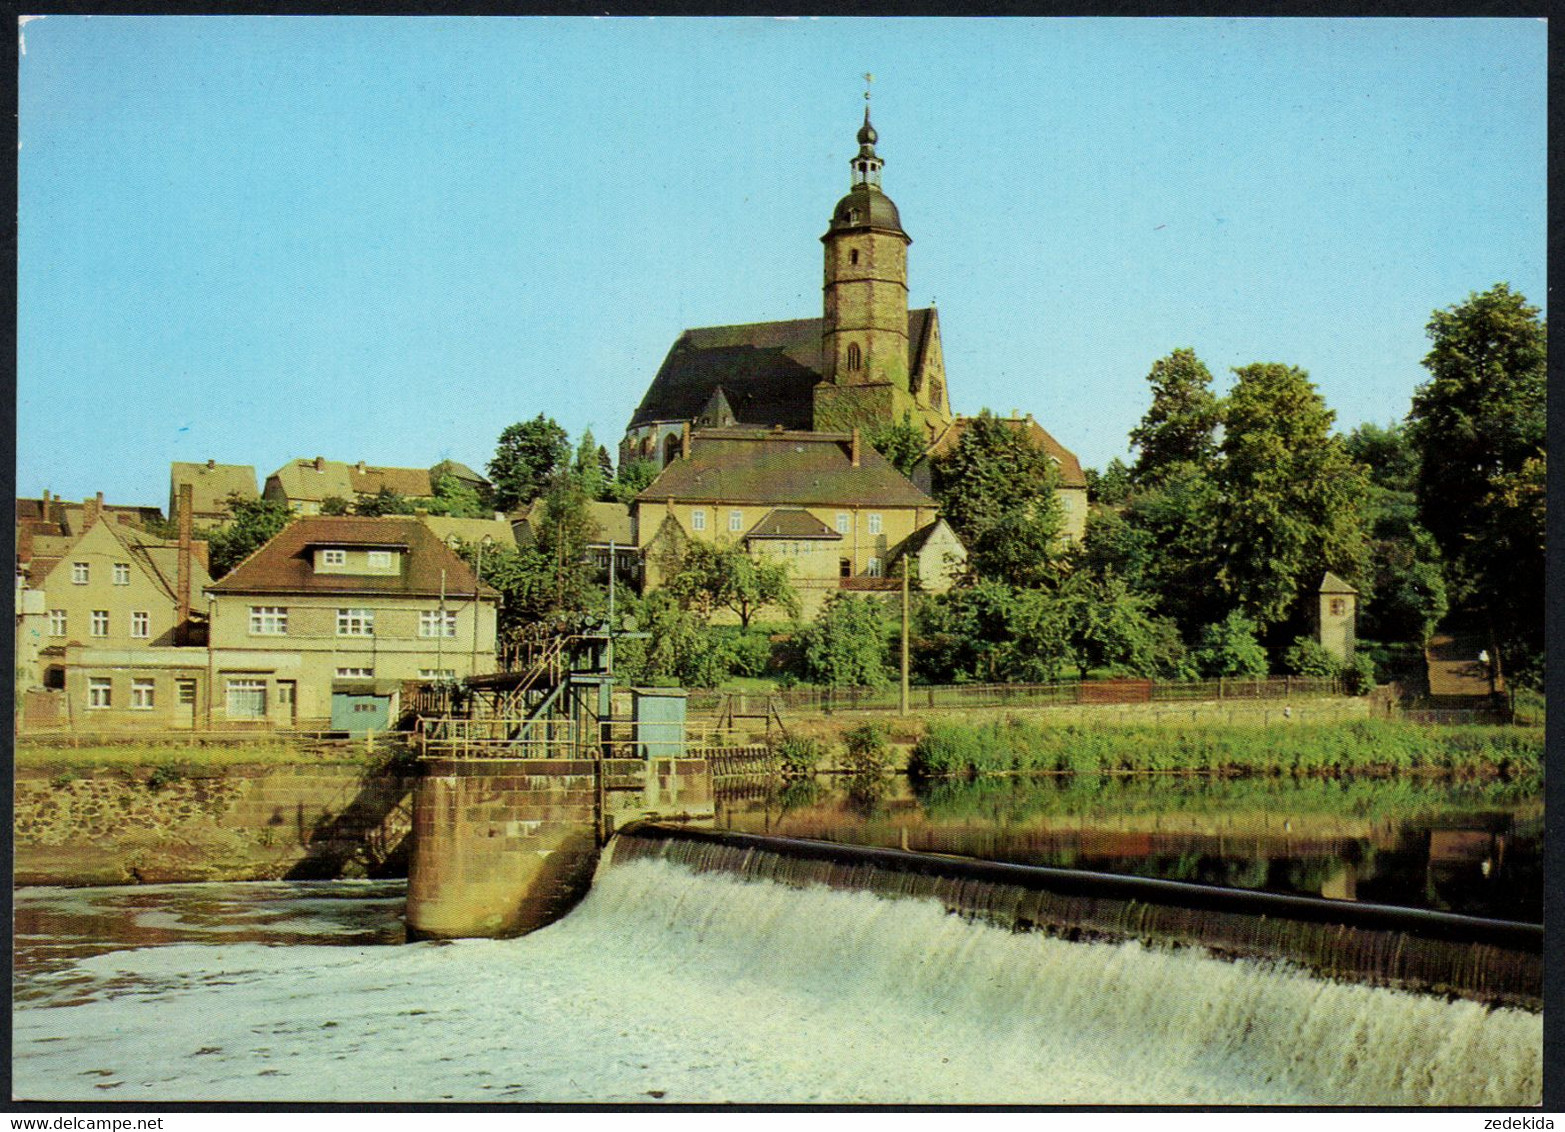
{"left": 629, "top": 309, "right": 937, "bottom": 431}
{"left": 638, "top": 430, "right": 935, "bottom": 509}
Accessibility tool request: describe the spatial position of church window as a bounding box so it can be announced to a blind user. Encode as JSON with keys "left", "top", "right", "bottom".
{"left": 640, "top": 437, "right": 653, "bottom": 460}
{"left": 664, "top": 433, "right": 682, "bottom": 465}
{"left": 849, "top": 249, "right": 859, "bottom": 266}
{"left": 846, "top": 343, "right": 862, "bottom": 372}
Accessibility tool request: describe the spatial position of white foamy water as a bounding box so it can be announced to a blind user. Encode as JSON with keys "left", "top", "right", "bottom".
{"left": 13, "top": 860, "right": 1541, "bottom": 1104}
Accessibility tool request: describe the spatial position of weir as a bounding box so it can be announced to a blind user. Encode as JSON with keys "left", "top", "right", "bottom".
{"left": 608, "top": 822, "right": 1543, "bottom": 1009}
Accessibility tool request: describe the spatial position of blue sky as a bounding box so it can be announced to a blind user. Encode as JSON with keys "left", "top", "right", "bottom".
{"left": 18, "top": 16, "right": 1547, "bottom": 509}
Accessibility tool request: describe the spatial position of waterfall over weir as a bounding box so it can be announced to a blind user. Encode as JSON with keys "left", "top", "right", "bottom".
{"left": 585, "top": 848, "right": 1540, "bottom": 1105}
{"left": 611, "top": 822, "right": 1542, "bottom": 1010}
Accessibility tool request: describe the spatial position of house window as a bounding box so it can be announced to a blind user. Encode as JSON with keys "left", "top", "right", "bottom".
{"left": 846, "top": 343, "right": 862, "bottom": 372}
{"left": 867, "top": 557, "right": 883, "bottom": 578}
{"left": 176, "top": 679, "right": 197, "bottom": 706}
{"left": 419, "top": 668, "right": 457, "bottom": 681}
{"left": 322, "top": 549, "right": 347, "bottom": 567}
{"left": 113, "top": 563, "right": 131, "bottom": 585}
{"left": 728, "top": 510, "right": 744, "bottom": 533}
{"left": 48, "top": 610, "right": 66, "bottom": 637}
{"left": 131, "top": 678, "right": 155, "bottom": 710}
{"left": 250, "top": 606, "right": 288, "bottom": 635}
{"left": 130, "top": 611, "right": 150, "bottom": 639}
{"left": 336, "top": 667, "right": 374, "bottom": 679}
{"left": 840, "top": 558, "right": 853, "bottom": 579}
{"left": 87, "top": 677, "right": 112, "bottom": 709}
{"left": 72, "top": 562, "right": 89, "bottom": 584}
{"left": 420, "top": 609, "right": 458, "bottom": 638}
{"left": 868, "top": 513, "right": 883, "bottom": 535}
{"left": 226, "top": 678, "right": 267, "bottom": 719}
{"left": 691, "top": 509, "right": 707, "bottom": 532}
{"left": 1330, "top": 598, "right": 1347, "bottom": 617}
{"left": 368, "top": 550, "right": 393, "bottom": 570}
{"left": 835, "top": 513, "right": 850, "bottom": 534}
{"left": 90, "top": 610, "right": 109, "bottom": 637}
{"left": 336, "top": 608, "right": 375, "bottom": 636}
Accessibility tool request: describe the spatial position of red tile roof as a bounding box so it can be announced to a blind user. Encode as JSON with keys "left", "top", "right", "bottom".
{"left": 207, "top": 517, "right": 496, "bottom": 598}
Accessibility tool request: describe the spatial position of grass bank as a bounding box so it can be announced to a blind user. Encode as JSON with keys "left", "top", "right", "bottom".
{"left": 908, "top": 718, "right": 1542, "bottom": 781}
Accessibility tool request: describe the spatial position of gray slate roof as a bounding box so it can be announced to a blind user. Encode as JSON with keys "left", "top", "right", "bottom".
{"left": 639, "top": 430, "right": 935, "bottom": 509}
{"left": 630, "top": 309, "right": 936, "bottom": 430}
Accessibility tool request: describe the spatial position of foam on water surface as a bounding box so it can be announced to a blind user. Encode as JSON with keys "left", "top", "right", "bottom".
{"left": 13, "top": 861, "right": 1541, "bottom": 1104}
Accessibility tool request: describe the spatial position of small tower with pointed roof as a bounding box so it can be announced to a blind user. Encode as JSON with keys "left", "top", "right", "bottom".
{"left": 1317, "top": 571, "right": 1359, "bottom": 663}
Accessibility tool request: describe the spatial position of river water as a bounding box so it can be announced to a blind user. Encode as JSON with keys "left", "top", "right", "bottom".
{"left": 12, "top": 775, "right": 1544, "bottom": 1106}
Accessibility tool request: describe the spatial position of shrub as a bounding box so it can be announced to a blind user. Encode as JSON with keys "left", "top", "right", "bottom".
{"left": 773, "top": 735, "right": 826, "bottom": 776}
{"left": 1283, "top": 635, "right": 1341, "bottom": 677}
{"left": 146, "top": 764, "right": 185, "bottom": 792}
{"left": 841, "top": 723, "right": 893, "bottom": 775}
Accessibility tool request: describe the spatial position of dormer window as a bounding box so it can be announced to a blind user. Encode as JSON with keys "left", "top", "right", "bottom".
{"left": 368, "top": 550, "right": 392, "bottom": 571}
{"left": 322, "top": 549, "right": 346, "bottom": 567}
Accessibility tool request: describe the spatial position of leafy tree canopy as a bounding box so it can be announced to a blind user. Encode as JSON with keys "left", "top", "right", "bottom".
{"left": 1129, "top": 348, "right": 1222, "bottom": 484}
{"left": 931, "top": 410, "right": 1064, "bottom": 588}
{"left": 867, "top": 412, "right": 927, "bottom": 477}
{"left": 489, "top": 415, "right": 570, "bottom": 512}
{"left": 663, "top": 540, "right": 799, "bottom": 628}
{"left": 205, "top": 495, "right": 293, "bottom": 579}
{"left": 802, "top": 594, "right": 892, "bottom": 688}
{"left": 609, "top": 458, "right": 659, "bottom": 505}
{"left": 1191, "top": 611, "right": 1271, "bottom": 678}
{"left": 1215, "top": 362, "right": 1369, "bottom": 629}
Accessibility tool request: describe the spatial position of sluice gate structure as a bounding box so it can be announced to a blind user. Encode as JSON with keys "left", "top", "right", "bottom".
{"left": 405, "top": 636, "right": 714, "bottom": 940}
{"left": 609, "top": 822, "right": 1542, "bottom": 1009}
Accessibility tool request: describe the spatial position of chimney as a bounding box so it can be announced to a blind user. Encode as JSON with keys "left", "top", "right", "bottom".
{"left": 190, "top": 539, "right": 210, "bottom": 571}
{"left": 356, "top": 461, "right": 366, "bottom": 474}
{"left": 82, "top": 492, "right": 103, "bottom": 531}
{"left": 206, "top": 458, "right": 216, "bottom": 469}
{"left": 680, "top": 421, "right": 691, "bottom": 460}
{"left": 177, "top": 483, "right": 194, "bottom": 641}
{"left": 314, "top": 455, "right": 326, "bottom": 472}
{"left": 850, "top": 428, "right": 861, "bottom": 467}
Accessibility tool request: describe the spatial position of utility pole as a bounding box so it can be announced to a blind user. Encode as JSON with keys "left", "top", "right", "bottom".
{"left": 900, "top": 555, "right": 910, "bottom": 716}
{"left": 606, "top": 539, "right": 616, "bottom": 675}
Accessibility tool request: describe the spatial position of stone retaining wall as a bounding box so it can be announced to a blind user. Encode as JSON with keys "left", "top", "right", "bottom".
{"left": 14, "top": 763, "right": 414, "bottom": 886}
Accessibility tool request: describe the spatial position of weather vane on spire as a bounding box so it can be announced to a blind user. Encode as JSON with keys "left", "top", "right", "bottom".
{"left": 864, "top": 73, "right": 873, "bottom": 106}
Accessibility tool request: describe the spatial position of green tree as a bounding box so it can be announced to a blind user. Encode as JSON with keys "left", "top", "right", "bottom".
{"left": 867, "top": 412, "right": 926, "bottom": 476}
{"left": 1215, "top": 363, "right": 1369, "bottom": 630}
{"left": 802, "top": 594, "right": 891, "bottom": 688}
{"left": 428, "top": 474, "right": 488, "bottom": 518}
{"left": 204, "top": 495, "right": 293, "bottom": 579}
{"left": 610, "top": 457, "right": 659, "bottom": 505}
{"left": 352, "top": 486, "right": 415, "bottom": 517}
{"left": 489, "top": 415, "right": 570, "bottom": 512}
{"left": 1191, "top": 611, "right": 1271, "bottom": 678}
{"left": 1343, "top": 422, "right": 1447, "bottom": 645}
{"left": 1129, "top": 348, "right": 1222, "bottom": 484}
{"left": 1407, "top": 284, "right": 1546, "bottom": 669}
{"left": 612, "top": 592, "right": 730, "bottom": 688}
{"left": 572, "top": 430, "right": 608, "bottom": 503}
{"left": 1055, "top": 570, "right": 1185, "bottom": 680}
{"left": 1117, "top": 462, "right": 1224, "bottom": 635}
{"left": 318, "top": 496, "right": 352, "bottom": 516}
{"left": 663, "top": 541, "right": 800, "bottom": 628}
{"left": 931, "top": 410, "right": 1064, "bottom": 588}
{"left": 1084, "top": 457, "right": 1135, "bottom": 506}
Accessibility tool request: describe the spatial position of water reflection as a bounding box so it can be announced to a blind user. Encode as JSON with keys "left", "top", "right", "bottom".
{"left": 714, "top": 773, "right": 1542, "bottom": 922}
{"left": 13, "top": 880, "right": 407, "bottom": 1003}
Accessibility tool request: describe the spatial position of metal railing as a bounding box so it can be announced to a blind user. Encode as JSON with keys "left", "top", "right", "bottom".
{"left": 414, "top": 715, "right": 695, "bottom": 760}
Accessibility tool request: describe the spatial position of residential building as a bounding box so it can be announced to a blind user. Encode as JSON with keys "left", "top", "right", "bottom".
{"left": 204, "top": 517, "right": 498, "bottom": 730}
{"left": 16, "top": 498, "right": 212, "bottom": 730}
{"left": 263, "top": 458, "right": 493, "bottom": 516}
{"left": 169, "top": 460, "right": 259, "bottom": 527}
{"left": 635, "top": 428, "right": 962, "bottom": 620}
{"left": 513, "top": 499, "right": 640, "bottom": 584}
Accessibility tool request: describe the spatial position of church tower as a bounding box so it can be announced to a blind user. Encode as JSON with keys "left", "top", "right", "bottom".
{"left": 820, "top": 104, "right": 911, "bottom": 392}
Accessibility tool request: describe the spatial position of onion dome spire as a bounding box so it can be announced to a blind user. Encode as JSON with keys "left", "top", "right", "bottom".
{"left": 851, "top": 76, "right": 883, "bottom": 190}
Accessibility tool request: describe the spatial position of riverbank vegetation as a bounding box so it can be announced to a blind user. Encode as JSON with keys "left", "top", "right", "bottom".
{"left": 907, "top": 718, "right": 1542, "bottom": 781}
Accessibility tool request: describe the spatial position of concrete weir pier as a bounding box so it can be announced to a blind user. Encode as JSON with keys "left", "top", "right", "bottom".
{"left": 406, "top": 753, "right": 713, "bottom": 939}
